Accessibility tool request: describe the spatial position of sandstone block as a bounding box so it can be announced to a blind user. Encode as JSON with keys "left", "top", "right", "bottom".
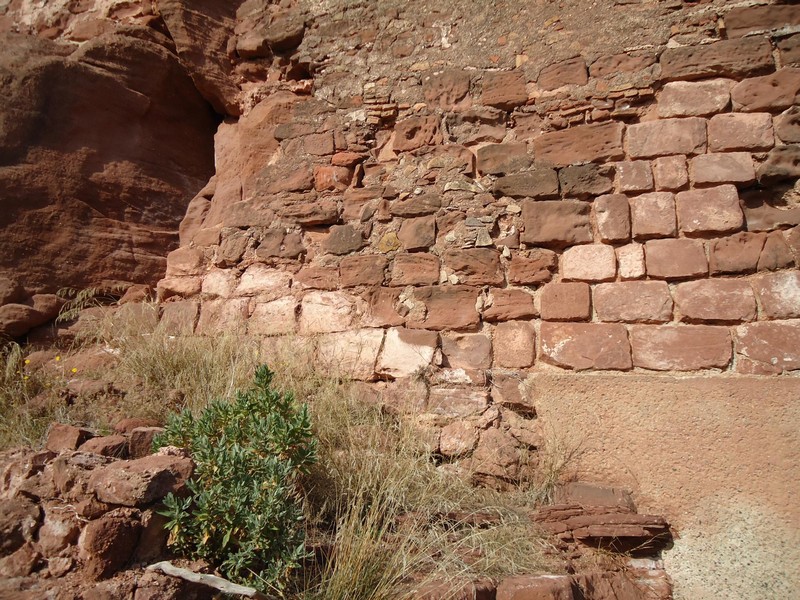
{"left": 757, "top": 231, "right": 795, "bottom": 271}
{"left": 196, "top": 298, "right": 249, "bottom": 335}
{"left": 540, "top": 282, "right": 591, "bottom": 321}
{"left": 645, "top": 239, "right": 707, "bottom": 279}
{"left": 558, "top": 164, "right": 615, "bottom": 198}
{"left": 441, "top": 333, "right": 492, "bottom": 370}
{"left": 561, "top": 244, "right": 616, "bottom": 282}
{"left": 538, "top": 57, "right": 588, "bottom": 90}
{"left": 507, "top": 250, "right": 558, "bottom": 285}
{"left": 128, "top": 428, "right": 164, "bottom": 460}
{"left": 393, "top": 116, "right": 442, "bottom": 152}
{"left": 658, "top": 79, "right": 732, "bottom": 117}
{"left": 481, "top": 71, "right": 528, "bottom": 110}
{"left": 0, "top": 276, "right": 25, "bottom": 306}
{"left": 493, "top": 168, "right": 559, "bottom": 199}
{"left": 616, "top": 161, "right": 653, "bottom": 193}
{"left": 754, "top": 272, "right": 800, "bottom": 319}
{"left": 364, "top": 287, "right": 404, "bottom": 328}
{"left": 422, "top": 69, "right": 471, "bottom": 109}
{"left": 471, "top": 428, "right": 520, "bottom": 480}
{"left": 709, "top": 232, "right": 766, "bottom": 274}
{"left": 725, "top": 5, "right": 800, "bottom": 38}
{"left": 756, "top": 144, "right": 800, "bottom": 184}
{"left": 540, "top": 323, "right": 632, "bottom": 371}
{"left": 407, "top": 286, "right": 480, "bottom": 331}
{"left": 303, "top": 132, "right": 334, "bottom": 156}
{"left": 652, "top": 155, "right": 688, "bottom": 191}
{"left": 594, "top": 281, "right": 673, "bottom": 323}
{"left": 89, "top": 455, "right": 194, "bottom": 507}
{"left": 676, "top": 185, "right": 744, "bottom": 236}
{"left": 324, "top": 224, "right": 365, "bottom": 255}
{"left": 202, "top": 268, "right": 238, "bottom": 298}
{"left": 775, "top": 106, "right": 800, "bottom": 143}
{"left": 46, "top": 424, "right": 94, "bottom": 453}
{"left": 375, "top": 327, "right": 437, "bottom": 379}
{"left": 299, "top": 291, "right": 356, "bottom": 334}
{"left": 631, "top": 325, "right": 732, "bottom": 370}
{"left": 429, "top": 387, "right": 490, "bottom": 418}
{"left": 659, "top": 37, "right": 774, "bottom": 81}
{"left": 534, "top": 122, "right": 625, "bottom": 166}
{"left": 594, "top": 194, "right": 631, "bottom": 243}
{"left": 734, "top": 321, "right": 800, "bottom": 374}
{"left": 37, "top": 505, "right": 80, "bottom": 557}
{"left": 521, "top": 200, "right": 592, "bottom": 246}
{"left": 296, "top": 265, "right": 339, "bottom": 290}
{"left": 708, "top": 113, "right": 774, "bottom": 152}
{"left": 590, "top": 53, "right": 656, "bottom": 77}
{"left": 443, "top": 249, "right": 504, "bottom": 285}
{"left": 477, "top": 143, "right": 531, "bottom": 175}
{"left": 483, "top": 289, "right": 537, "bottom": 322}
{"left": 79, "top": 436, "right": 128, "bottom": 458}
{"left": 0, "top": 497, "right": 40, "bottom": 556}
{"left": 616, "top": 243, "right": 646, "bottom": 280}
{"left": 690, "top": 153, "right": 755, "bottom": 187}
{"left": 316, "top": 329, "right": 384, "bottom": 381}
{"left": 313, "top": 165, "right": 352, "bottom": 192}
{"left": 248, "top": 297, "right": 297, "bottom": 336}
{"left": 235, "top": 263, "right": 292, "bottom": 298}
{"left": 731, "top": 68, "right": 800, "bottom": 112}
{"left": 779, "top": 34, "right": 800, "bottom": 67}
{"left": 340, "top": 255, "right": 387, "bottom": 287}
{"left": 165, "top": 247, "right": 204, "bottom": 278}
{"left": 630, "top": 192, "right": 677, "bottom": 239}
{"left": 493, "top": 321, "right": 535, "bottom": 368}
{"left": 496, "top": 575, "right": 575, "bottom": 600}
{"left": 627, "top": 118, "right": 707, "bottom": 158}
{"left": 674, "top": 279, "right": 756, "bottom": 322}
{"left": 78, "top": 507, "right": 141, "bottom": 580}
{"left": 390, "top": 193, "right": 445, "bottom": 217}
{"left": 398, "top": 216, "right": 437, "bottom": 251}
{"left": 391, "top": 253, "right": 440, "bottom": 286}
{"left": 439, "top": 421, "right": 479, "bottom": 458}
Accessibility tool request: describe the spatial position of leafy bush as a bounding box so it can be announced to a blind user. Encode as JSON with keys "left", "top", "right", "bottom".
{"left": 155, "top": 365, "right": 317, "bottom": 593}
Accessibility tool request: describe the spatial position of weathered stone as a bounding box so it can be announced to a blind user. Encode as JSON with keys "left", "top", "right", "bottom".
{"left": 443, "top": 249, "right": 504, "bottom": 285}
{"left": 0, "top": 497, "right": 40, "bottom": 556}
{"left": 631, "top": 325, "right": 732, "bottom": 370}
{"left": 590, "top": 52, "right": 656, "bottom": 77}
{"left": 775, "top": 106, "right": 800, "bottom": 143}
{"left": 196, "top": 298, "right": 249, "bottom": 335}
{"left": 496, "top": 575, "right": 575, "bottom": 600}
{"left": 493, "top": 321, "right": 535, "bottom": 368}
{"left": 422, "top": 69, "right": 471, "bottom": 109}
{"left": 78, "top": 507, "right": 141, "bottom": 580}
{"left": 594, "top": 281, "right": 673, "bottom": 323}
{"left": 295, "top": 266, "right": 339, "bottom": 290}
{"left": 734, "top": 321, "right": 800, "bottom": 373}
{"left": 248, "top": 297, "right": 297, "bottom": 336}
{"left": 299, "top": 291, "right": 356, "bottom": 334}
{"left": 558, "top": 164, "right": 614, "bottom": 198}
{"left": 708, "top": 113, "right": 774, "bottom": 152}
{"left": 507, "top": 250, "right": 558, "bottom": 285}
{"left": 471, "top": 428, "right": 520, "bottom": 480}
{"left": 616, "top": 243, "right": 645, "bottom": 280}
{"left": 756, "top": 144, "right": 800, "bottom": 184}
{"left": 652, "top": 155, "right": 688, "bottom": 191}
{"left": 594, "top": 194, "right": 631, "bottom": 243}
{"left": 391, "top": 253, "right": 440, "bottom": 286}
{"left": 779, "top": 34, "right": 800, "bottom": 67}
{"left": 540, "top": 323, "right": 632, "bottom": 371}
{"left": 393, "top": 116, "right": 442, "bottom": 152}
{"left": 340, "top": 255, "right": 388, "bottom": 287}
{"left": 53, "top": 452, "right": 116, "bottom": 502}
{"left": 493, "top": 168, "right": 559, "bottom": 199}
{"left": 269, "top": 193, "right": 339, "bottom": 225}
{"left": 128, "top": 428, "right": 164, "bottom": 460}
{"left": 407, "top": 286, "right": 480, "bottom": 331}
{"left": 709, "top": 232, "right": 766, "bottom": 274}
{"left": 645, "top": 239, "right": 708, "bottom": 279}
{"left": 674, "top": 279, "right": 756, "bottom": 322}
{"left": 757, "top": 231, "right": 795, "bottom": 271}
{"left": 202, "top": 268, "right": 238, "bottom": 298}
{"left": 375, "top": 328, "right": 436, "bottom": 379}
{"left": 399, "top": 216, "right": 437, "bottom": 251}
{"left": 0, "top": 276, "right": 25, "bottom": 306}
{"left": 676, "top": 185, "right": 744, "bottom": 235}
{"left": 481, "top": 71, "right": 528, "bottom": 110}
{"left": 0, "top": 543, "right": 40, "bottom": 578}
{"left": 538, "top": 57, "right": 588, "bottom": 90}
{"left": 79, "top": 435, "right": 128, "bottom": 458}
{"left": 560, "top": 244, "right": 616, "bottom": 282}
{"left": 324, "top": 224, "right": 365, "bottom": 255}
{"left": 534, "top": 122, "right": 625, "bottom": 166}
{"left": 725, "top": 4, "right": 800, "bottom": 38}
{"left": 691, "top": 153, "right": 755, "bottom": 187}
{"left": 441, "top": 333, "right": 492, "bottom": 370}
{"left": 616, "top": 161, "right": 653, "bottom": 193}
{"left": 428, "top": 387, "right": 490, "bottom": 418}
{"left": 439, "top": 421, "right": 480, "bottom": 458}
{"left": 316, "top": 329, "right": 384, "bottom": 381}
{"left": 88, "top": 455, "right": 194, "bottom": 507}
{"left": 540, "top": 282, "right": 592, "bottom": 322}
{"left": 477, "top": 143, "right": 531, "bottom": 175}
{"left": 630, "top": 192, "right": 676, "bottom": 239}
{"left": 390, "top": 193, "right": 445, "bottom": 217}
{"left": 235, "top": 264, "right": 292, "bottom": 299}
{"left": 659, "top": 37, "right": 774, "bottom": 81}
{"left": 658, "top": 79, "right": 732, "bottom": 117}
{"left": 364, "top": 287, "right": 405, "bottom": 328}
{"left": 46, "top": 424, "right": 94, "bottom": 453}
{"left": 483, "top": 289, "right": 537, "bottom": 322}
{"left": 521, "top": 200, "right": 592, "bottom": 246}
{"left": 37, "top": 504, "right": 80, "bottom": 557}
{"left": 627, "top": 118, "right": 707, "bottom": 158}
{"left": 731, "top": 68, "right": 800, "bottom": 113}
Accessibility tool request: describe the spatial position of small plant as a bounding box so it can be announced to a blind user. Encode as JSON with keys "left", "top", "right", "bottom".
{"left": 155, "top": 365, "right": 317, "bottom": 594}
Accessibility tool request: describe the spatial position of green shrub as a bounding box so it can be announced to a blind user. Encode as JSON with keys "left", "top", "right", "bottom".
{"left": 155, "top": 365, "right": 317, "bottom": 593}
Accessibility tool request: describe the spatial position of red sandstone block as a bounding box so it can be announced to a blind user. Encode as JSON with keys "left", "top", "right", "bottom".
{"left": 753, "top": 272, "right": 800, "bottom": 319}
{"left": 673, "top": 279, "right": 756, "bottom": 323}
{"left": 627, "top": 118, "right": 707, "bottom": 159}
{"left": 507, "top": 250, "right": 557, "bottom": 285}
{"left": 537, "top": 57, "right": 588, "bottom": 90}
{"left": 658, "top": 79, "right": 732, "bottom": 118}
{"left": 593, "top": 281, "right": 673, "bottom": 323}
{"left": 339, "top": 255, "right": 388, "bottom": 287}
{"left": 398, "top": 215, "right": 436, "bottom": 251}
{"left": 756, "top": 231, "right": 795, "bottom": 271}
{"left": 560, "top": 244, "right": 616, "bottom": 282}
{"left": 659, "top": 37, "right": 774, "bottom": 81}
{"left": 313, "top": 165, "right": 352, "bottom": 192}
{"left": 493, "top": 168, "right": 559, "bottom": 199}
{"left": 779, "top": 34, "right": 800, "bottom": 68}
{"left": 443, "top": 248, "right": 504, "bottom": 286}
{"left": 652, "top": 155, "right": 688, "bottom": 191}
{"left": 731, "top": 68, "right": 800, "bottom": 112}
{"left": 559, "top": 164, "right": 615, "bottom": 198}
{"left": 440, "top": 332, "right": 492, "bottom": 370}
{"left": 521, "top": 200, "right": 592, "bottom": 246}
{"left": 407, "top": 286, "right": 480, "bottom": 331}
{"left": 594, "top": 194, "right": 631, "bottom": 243}
{"left": 690, "top": 153, "right": 755, "bottom": 187}
{"left": 483, "top": 289, "right": 537, "bottom": 322}
{"left": 540, "top": 322, "right": 632, "bottom": 371}
{"left": 630, "top": 192, "right": 676, "bottom": 240}
{"left": 534, "top": 121, "right": 625, "bottom": 167}
{"left": 775, "top": 106, "right": 800, "bottom": 143}
{"left": 391, "top": 253, "right": 440, "bottom": 286}
{"left": 422, "top": 69, "right": 471, "bottom": 109}
{"left": 734, "top": 321, "right": 800, "bottom": 374}
{"left": 725, "top": 5, "right": 800, "bottom": 38}
{"left": 476, "top": 143, "right": 531, "bottom": 175}
{"left": 616, "top": 243, "right": 646, "bottom": 280}
{"left": 616, "top": 161, "right": 653, "bottom": 193}
{"left": 481, "top": 71, "right": 528, "bottom": 110}
{"left": 493, "top": 321, "right": 536, "bottom": 368}
{"left": 675, "top": 184, "right": 744, "bottom": 235}
{"left": 590, "top": 53, "right": 656, "bottom": 77}
{"left": 631, "top": 325, "right": 732, "bottom": 371}
{"left": 708, "top": 113, "right": 774, "bottom": 152}
{"left": 709, "top": 232, "right": 766, "bottom": 274}
{"left": 303, "top": 132, "right": 335, "bottom": 156}
{"left": 645, "top": 239, "right": 708, "bottom": 279}
{"left": 540, "top": 282, "right": 591, "bottom": 321}
{"left": 393, "top": 116, "right": 442, "bottom": 152}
